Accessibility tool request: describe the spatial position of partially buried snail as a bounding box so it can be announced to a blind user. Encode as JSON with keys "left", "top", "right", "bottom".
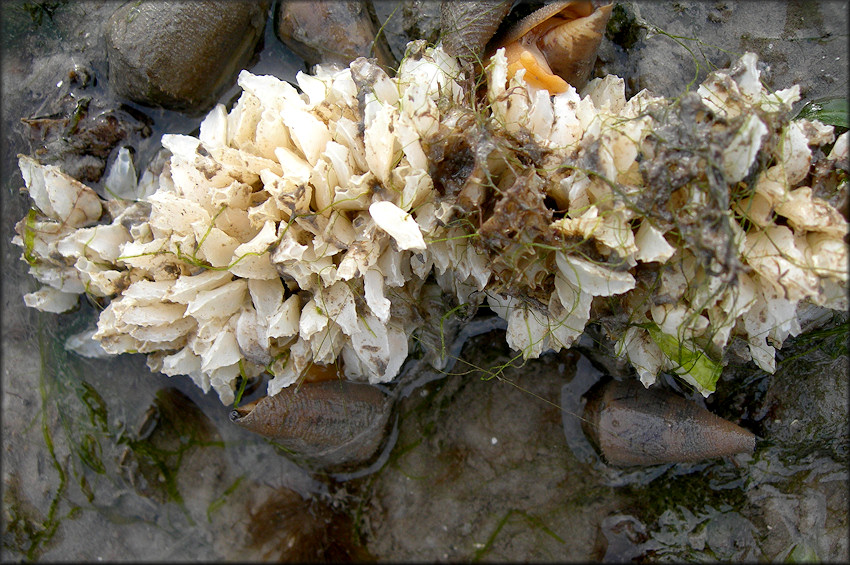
{"left": 230, "top": 376, "right": 393, "bottom": 471}
{"left": 233, "top": 346, "right": 757, "bottom": 473}
{"left": 230, "top": 318, "right": 508, "bottom": 473}
{"left": 581, "top": 378, "right": 757, "bottom": 466}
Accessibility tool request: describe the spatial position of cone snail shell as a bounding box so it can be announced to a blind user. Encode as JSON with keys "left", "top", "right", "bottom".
{"left": 582, "top": 378, "right": 757, "bottom": 466}
{"left": 230, "top": 380, "right": 392, "bottom": 470}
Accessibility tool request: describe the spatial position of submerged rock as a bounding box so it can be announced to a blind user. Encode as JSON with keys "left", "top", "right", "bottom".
{"left": 756, "top": 321, "right": 849, "bottom": 455}
{"left": 105, "top": 1, "right": 269, "bottom": 113}
{"left": 374, "top": 0, "right": 443, "bottom": 63}
{"left": 21, "top": 92, "right": 153, "bottom": 183}
{"left": 275, "top": 0, "right": 395, "bottom": 71}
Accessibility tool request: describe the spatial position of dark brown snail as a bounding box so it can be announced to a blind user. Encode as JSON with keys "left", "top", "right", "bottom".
{"left": 230, "top": 379, "right": 392, "bottom": 470}
{"left": 229, "top": 318, "right": 508, "bottom": 473}
{"left": 581, "top": 378, "right": 757, "bottom": 466}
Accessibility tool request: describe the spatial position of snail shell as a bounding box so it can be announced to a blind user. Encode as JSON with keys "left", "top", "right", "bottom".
{"left": 582, "top": 378, "right": 756, "bottom": 466}
{"left": 229, "top": 319, "right": 508, "bottom": 473}
{"left": 440, "top": 0, "right": 514, "bottom": 63}
{"left": 230, "top": 380, "right": 392, "bottom": 469}
{"left": 494, "top": 0, "right": 614, "bottom": 93}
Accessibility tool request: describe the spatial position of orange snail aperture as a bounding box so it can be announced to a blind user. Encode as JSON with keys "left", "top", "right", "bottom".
{"left": 493, "top": 0, "right": 614, "bottom": 93}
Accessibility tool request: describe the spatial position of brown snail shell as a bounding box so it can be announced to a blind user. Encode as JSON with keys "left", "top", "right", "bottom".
{"left": 439, "top": 0, "right": 514, "bottom": 63}
{"left": 582, "top": 378, "right": 756, "bottom": 466}
{"left": 230, "top": 379, "right": 392, "bottom": 470}
{"left": 228, "top": 319, "right": 508, "bottom": 473}
{"left": 493, "top": 0, "right": 614, "bottom": 93}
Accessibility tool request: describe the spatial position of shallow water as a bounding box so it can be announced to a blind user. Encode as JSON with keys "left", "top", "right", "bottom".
{"left": 2, "top": 1, "right": 848, "bottom": 561}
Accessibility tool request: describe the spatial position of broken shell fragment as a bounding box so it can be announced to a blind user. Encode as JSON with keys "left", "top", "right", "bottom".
{"left": 18, "top": 155, "right": 102, "bottom": 227}
{"left": 230, "top": 379, "right": 392, "bottom": 469}
{"left": 582, "top": 378, "right": 756, "bottom": 466}
{"left": 23, "top": 286, "right": 80, "bottom": 313}
{"left": 369, "top": 201, "right": 427, "bottom": 251}
{"left": 495, "top": 0, "right": 614, "bottom": 93}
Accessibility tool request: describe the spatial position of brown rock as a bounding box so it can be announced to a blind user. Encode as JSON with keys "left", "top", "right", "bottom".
{"left": 275, "top": 0, "right": 395, "bottom": 71}
{"left": 105, "top": 1, "right": 269, "bottom": 113}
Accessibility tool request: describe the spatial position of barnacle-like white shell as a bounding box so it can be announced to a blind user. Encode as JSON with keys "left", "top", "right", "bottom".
{"left": 12, "top": 46, "right": 847, "bottom": 403}
{"left": 19, "top": 155, "right": 102, "bottom": 227}
{"left": 369, "top": 201, "right": 427, "bottom": 251}
{"left": 634, "top": 221, "right": 675, "bottom": 263}
{"left": 23, "top": 286, "right": 80, "bottom": 313}
{"left": 555, "top": 252, "right": 635, "bottom": 297}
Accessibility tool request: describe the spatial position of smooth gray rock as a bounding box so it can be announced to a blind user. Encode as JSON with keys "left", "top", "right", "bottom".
{"left": 275, "top": 0, "right": 395, "bottom": 71}
{"left": 105, "top": 1, "right": 268, "bottom": 113}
